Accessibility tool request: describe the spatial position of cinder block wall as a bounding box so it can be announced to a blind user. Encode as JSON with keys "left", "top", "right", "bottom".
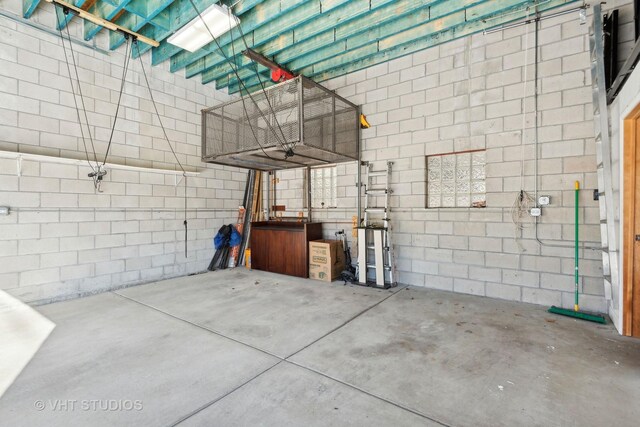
{"left": 276, "top": 1, "right": 634, "bottom": 313}
{"left": 0, "top": 2, "right": 245, "bottom": 303}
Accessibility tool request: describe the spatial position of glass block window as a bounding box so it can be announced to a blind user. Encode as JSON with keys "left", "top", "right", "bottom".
{"left": 426, "top": 150, "right": 486, "bottom": 208}
{"left": 311, "top": 165, "right": 337, "bottom": 208}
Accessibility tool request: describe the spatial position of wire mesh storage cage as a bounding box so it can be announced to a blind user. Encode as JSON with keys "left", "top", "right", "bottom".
{"left": 202, "top": 76, "right": 359, "bottom": 171}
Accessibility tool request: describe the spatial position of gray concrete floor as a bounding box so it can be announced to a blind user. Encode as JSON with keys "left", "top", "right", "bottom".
{"left": 1, "top": 269, "right": 639, "bottom": 426}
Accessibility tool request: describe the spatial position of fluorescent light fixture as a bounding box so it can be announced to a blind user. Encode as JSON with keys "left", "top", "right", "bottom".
{"left": 167, "top": 4, "right": 239, "bottom": 52}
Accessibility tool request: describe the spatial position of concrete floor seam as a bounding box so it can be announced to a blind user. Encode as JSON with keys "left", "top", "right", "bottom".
{"left": 286, "top": 360, "right": 453, "bottom": 427}
{"left": 111, "top": 290, "right": 283, "bottom": 359}
{"left": 116, "top": 285, "right": 454, "bottom": 426}
{"left": 169, "top": 361, "right": 284, "bottom": 427}
{"left": 111, "top": 287, "right": 454, "bottom": 425}
{"left": 284, "top": 285, "right": 409, "bottom": 360}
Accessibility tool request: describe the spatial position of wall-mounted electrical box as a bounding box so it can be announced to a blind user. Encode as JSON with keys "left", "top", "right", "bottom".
{"left": 530, "top": 207, "right": 542, "bottom": 217}
{"left": 538, "top": 196, "right": 550, "bottom": 206}
{"left": 0, "top": 206, "right": 9, "bottom": 216}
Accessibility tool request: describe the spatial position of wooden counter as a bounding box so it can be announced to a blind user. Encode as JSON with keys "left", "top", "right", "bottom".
{"left": 250, "top": 221, "right": 323, "bottom": 278}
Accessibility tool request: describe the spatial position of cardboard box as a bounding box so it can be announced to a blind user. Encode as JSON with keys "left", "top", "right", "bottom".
{"left": 309, "top": 239, "right": 346, "bottom": 282}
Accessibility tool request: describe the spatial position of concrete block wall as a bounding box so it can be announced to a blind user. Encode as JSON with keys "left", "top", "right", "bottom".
{"left": 275, "top": 1, "right": 634, "bottom": 312}
{"left": 0, "top": 2, "right": 245, "bottom": 303}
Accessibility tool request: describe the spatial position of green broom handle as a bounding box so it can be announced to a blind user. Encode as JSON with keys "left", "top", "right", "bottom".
{"left": 575, "top": 181, "right": 579, "bottom": 312}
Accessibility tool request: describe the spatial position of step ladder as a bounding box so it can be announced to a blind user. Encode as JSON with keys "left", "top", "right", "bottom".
{"left": 357, "top": 161, "right": 396, "bottom": 289}
{"left": 588, "top": 3, "right": 616, "bottom": 301}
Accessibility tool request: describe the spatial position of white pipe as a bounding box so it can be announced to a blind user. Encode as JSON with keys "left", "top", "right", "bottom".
{"left": 0, "top": 150, "right": 200, "bottom": 176}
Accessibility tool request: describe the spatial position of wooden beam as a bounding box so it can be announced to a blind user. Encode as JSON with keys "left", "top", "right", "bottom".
{"left": 196, "top": 0, "right": 376, "bottom": 82}
{"left": 216, "top": 0, "right": 453, "bottom": 89}
{"left": 82, "top": 0, "right": 131, "bottom": 41}
{"left": 43, "top": 0, "right": 159, "bottom": 47}
{"left": 178, "top": 0, "right": 316, "bottom": 76}
{"left": 205, "top": 0, "right": 480, "bottom": 88}
{"left": 151, "top": 0, "right": 265, "bottom": 66}
{"left": 23, "top": 0, "right": 42, "bottom": 18}
{"left": 109, "top": 0, "right": 173, "bottom": 50}
{"left": 229, "top": 0, "right": 576, "bottom": 93}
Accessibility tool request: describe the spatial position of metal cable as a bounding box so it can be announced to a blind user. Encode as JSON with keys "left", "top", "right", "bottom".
{"left": 135, "top": 42, "right": 185, "bottom": 174}
{"left": 135, "top": 41, "right": 189, "bottom": 257}
{"left": 229, "top": 8, "right": 294, "bottom": 157}
{"left": 102, "top": 36, "right": 132, "bottom": 166}
{"left": 187, "top": 0, "right": 287, "bottom": 159}
{"left": 55, "top": 5, "right": 97, "bottom": 173}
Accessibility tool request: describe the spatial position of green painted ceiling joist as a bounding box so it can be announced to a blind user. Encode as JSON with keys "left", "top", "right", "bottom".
{"left": 208, "top": 31, "right": 295, "bottom": 87}
{"left": 150, "top": 0, "right": 260, "bottom": 66}
{"left": 23, "top": 0, "right": 41, "bottom": 19}
{"left": 230, "top": 0, "right": 577, "bottom": 94}
{"left": 311, "top": 0, "right": 577, "bottom": 79}
{"left": 132, "top": 25, "right": 165, "bottom": 58}
{"left": 201, "top": 0, "right": 382, "bottom": 85}
{"left": 176, "top": 0, "right": 315, "bottom": 75}
{"left": 220, "top": 0, "right": 483, "bottom": 92}
{"left": 109, "top": 0, "right": 173, "bottom": 50}
{"left": 83, "top": 0, "right": 132, "bottom": 40}
{"left": 148, "top": 0, "right": 213, "bottom": 65}
{"left": 303, "top": 0, "right": 570, "bottom": 79}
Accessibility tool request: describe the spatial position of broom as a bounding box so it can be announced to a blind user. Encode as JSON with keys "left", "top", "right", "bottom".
{"left": 548, "top": 181, "right": 606, "bottom": 324}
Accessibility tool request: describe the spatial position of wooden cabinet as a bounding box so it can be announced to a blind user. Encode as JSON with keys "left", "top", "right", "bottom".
{"left": 250, "top": 221, "right": 323, "bottom": 278}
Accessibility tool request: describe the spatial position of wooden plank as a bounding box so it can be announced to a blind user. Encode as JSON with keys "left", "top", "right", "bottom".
{"left": 623, "top": 102, "right": 640, "bottom": 336}
{"left": 229, "top": 0, "right": 574, "bottom": 93}
{"left": 23, "top": 0, "right": 42, "bottom": 18}
{"left": 634, "top": 118, "right": 640, "bottom": 337}
{"left": 43, "top": 0, "right": 158, "bottom": 47}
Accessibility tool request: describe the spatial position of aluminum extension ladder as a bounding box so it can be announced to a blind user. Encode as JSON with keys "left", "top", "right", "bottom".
{"left": 357, "top": 161, "right": 396, "bottom": 288}
{"left": 588, "top": 3, "right": 616, "bottom": 301}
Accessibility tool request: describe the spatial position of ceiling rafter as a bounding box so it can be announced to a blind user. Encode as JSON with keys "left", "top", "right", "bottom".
{"left": 176, "top": 0, "right": 315, "bottom": 76}
{"left": 23, "top": 0, "right": 580, "bottom": 96}
{"left": 197, "top": 0, "right": 396, "bottom": 86}
{"left": 151, "top": 0, "right": 265, "bottom": 66}
{"left": 208, "top": 0, "right": 470, "bottom": 90}
{"left": 231, "top": 0, "right": 577, "bottom": 94}
{"left": 83, "top": 0, "right": 132, "bottom": 40}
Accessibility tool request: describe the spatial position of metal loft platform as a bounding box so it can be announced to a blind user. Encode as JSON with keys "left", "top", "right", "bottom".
{"left": 201, "top": 76, "right": 359, "bottom": 171}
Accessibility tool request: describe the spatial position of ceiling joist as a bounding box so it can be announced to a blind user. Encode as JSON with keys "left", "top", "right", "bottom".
{"left": 24, "top": 0, "right": 580, "bottom": 95}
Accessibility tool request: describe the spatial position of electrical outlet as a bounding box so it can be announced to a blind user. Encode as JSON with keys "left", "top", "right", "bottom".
{"left": 538, "top": 196, "right": 550, "bottom": 206}
{"left": 0, "top": 206, "right": 9, "bottom": 216}
{"left": 530, "top": 207, "right": 542, "bottom": 217}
